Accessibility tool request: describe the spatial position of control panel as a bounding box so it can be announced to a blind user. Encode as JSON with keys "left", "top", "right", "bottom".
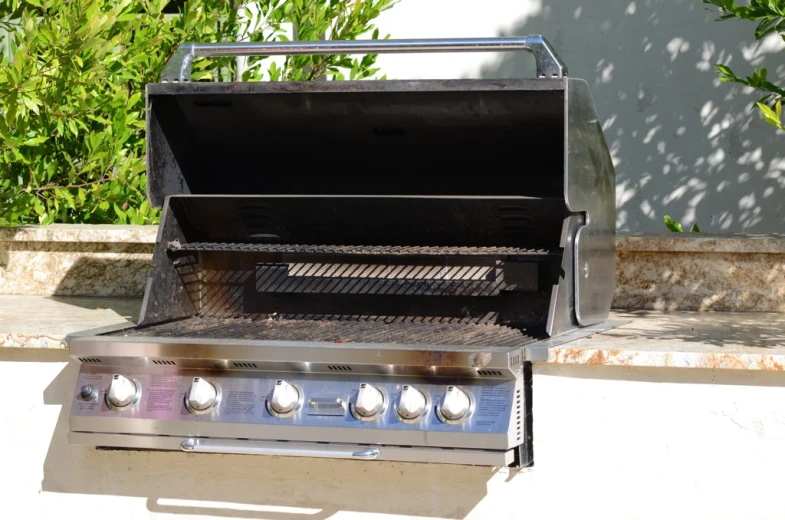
{"left": 71, "top": 366, "right": 522, "bottom": 449}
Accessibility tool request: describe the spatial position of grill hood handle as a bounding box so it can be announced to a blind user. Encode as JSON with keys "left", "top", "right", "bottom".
{"left": 160, "top": 35, "right": 567, "bottom": 83}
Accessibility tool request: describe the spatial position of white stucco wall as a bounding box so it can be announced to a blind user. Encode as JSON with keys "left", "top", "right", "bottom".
{"left": 4, "top": 348, "right": 785, "bottom": 519}
{"left": 373, "top": 0, "right": 785, "bottom": 234}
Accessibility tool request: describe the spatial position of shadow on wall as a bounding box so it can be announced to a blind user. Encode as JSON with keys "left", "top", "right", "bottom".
{"left": 478, "top": 0, "right": 785, "bottom": 233}
{"left": 39, "top": 356, "right": 499, "bottom": 519}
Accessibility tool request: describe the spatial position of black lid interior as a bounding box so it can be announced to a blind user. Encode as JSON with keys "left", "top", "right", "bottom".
{"left": 146, "top": 81, "right": 567, "bottom": 205}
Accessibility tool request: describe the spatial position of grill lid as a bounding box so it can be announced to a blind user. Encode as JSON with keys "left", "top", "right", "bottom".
{"left": 141, "top": 36, "right": 616, "bottom": 337}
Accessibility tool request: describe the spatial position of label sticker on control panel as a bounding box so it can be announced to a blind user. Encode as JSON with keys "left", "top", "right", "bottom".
{"left": 473, "top": 386, "right": 512, "bottom": 427}
{"left": 145, "top": 376, "right": 181, "bottom": 413}
{"left": 223, "top": 390, "right": 258, "bottom": 416}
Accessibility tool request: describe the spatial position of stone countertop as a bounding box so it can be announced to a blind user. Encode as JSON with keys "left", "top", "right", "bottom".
{"left": 3, "top": 296, "right": 785, "bottom": 371}
{"left": 550, "top": 310, "right": 785, "bottom": 370}
{"left": 0, "top": 296, "right": 139, "bottom": 348}
{"left": 3, "top": 224, "right": 784, "bottom": 253}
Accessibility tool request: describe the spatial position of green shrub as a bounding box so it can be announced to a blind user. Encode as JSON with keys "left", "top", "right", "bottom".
{"left": 664, "top": 215, "right": 701, "bottom": 233}
{"left": 703, "top": 0, "right": 785, "bottom": 131}
{"left": 0, "top": 0, "right": 396, "bottom": 225}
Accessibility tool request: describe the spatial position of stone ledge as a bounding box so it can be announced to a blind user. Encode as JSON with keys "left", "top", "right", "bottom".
{"left": 617, "top": 233, "right": 785, "bottom": 253}
{"left": 0, "top": 224, "right": 158, "bottom": 244}
{"left": 2, "top": 225, "right": 785, "bottom": 312}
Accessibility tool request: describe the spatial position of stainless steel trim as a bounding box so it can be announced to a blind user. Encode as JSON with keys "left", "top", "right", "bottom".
{"left": 307, "top": 397, "right": 346, "bottom": 411}
{"left": 67, "top": 335, "right": 522, "bottom": 375}
{"left": 524, "top": 320, "right": 630, "bottom": 361}
{"left": 180, "top": 437, "right": 380, "bottom": 460}
{"left": 160, "top": 36, "right": 567, "bottom": 83}
{"left": 65, "top": 322, "right": 136, "bottom": 345}
{"left": 71, "top": 401, "right": 518, "bottom": 450}
{"left": 68, "top": 432, "right": 515, "bottom": 466}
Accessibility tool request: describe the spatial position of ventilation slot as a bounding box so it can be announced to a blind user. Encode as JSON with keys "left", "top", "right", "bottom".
{"left": 78, "top": 357, "right": 102, "bottom": 363}
{"left": 327, "top": 365, "right": 353, "bottom": 372}
{"left": 232, "top": 362, "right": 259, "bottom": 369}
{"left": 152, "top": 359, "right": 176, "bottom": 366}
{"left": 515, "top": 389, "right": 523, "bottom": 442}
{"left": 510, "top": 353, "right": 521, "bottom": 368}
{"left": 477, "top": 370, "right": 503, "bottom": 377}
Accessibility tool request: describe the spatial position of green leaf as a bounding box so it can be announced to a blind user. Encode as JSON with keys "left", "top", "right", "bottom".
{"left": 690, "top": 223, "right": 701, "bottom": 233}
{"left": 716, "top": 64, "right": 733, "bottom": 76}
{"left": 757, "top": 101, "right": 784, "bottom": 129}
{"left": 99, "top": 201, "right": 110, "bottom": 211}
{"left": 664, "top": 215, "right": 684, "bottom": 232}
{"left": 21, "top": 136, "right": 49, "bottom": 147}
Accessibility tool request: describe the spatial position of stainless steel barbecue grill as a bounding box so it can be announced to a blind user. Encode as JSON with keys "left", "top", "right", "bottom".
{"left": 67, "top": 36, "right": 617, "bottom": 467}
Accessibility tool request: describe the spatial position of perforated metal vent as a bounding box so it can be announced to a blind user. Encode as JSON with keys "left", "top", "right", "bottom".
{"left": 477, "top": 370, "right": 503, "bottom": 377}
{"left": 327, "top": 365, "right": 353, "bottom": 372}
{"left": 232, "top": 362, "right": 258, "bottom": 369}
{"left": 515, "top": 388, "right": 523, "bottom": 442}
{"left": 510, "top": 353, "right": 521, "bottom": 368}
{"left": 78, "top": 357, "right": 102, "bottom": 363}
{"left": 152, "top": 359, "right": 176, "bottom": 366}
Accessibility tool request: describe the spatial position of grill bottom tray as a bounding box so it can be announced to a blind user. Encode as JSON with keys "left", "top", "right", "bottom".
{"left": 107, "top": 315, "right": 541, "bottom": 349}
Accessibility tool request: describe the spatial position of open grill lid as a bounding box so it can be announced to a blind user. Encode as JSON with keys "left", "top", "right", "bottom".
{"left": 141, "top": 36, "right": 616, "bottom": 337}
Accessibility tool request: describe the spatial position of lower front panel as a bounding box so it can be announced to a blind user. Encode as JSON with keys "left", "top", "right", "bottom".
{"left": 70, "top": 365, "right": 523, "bottom": 451}
{"left": 69, "top": 432, "right": 516, "bottom": 466}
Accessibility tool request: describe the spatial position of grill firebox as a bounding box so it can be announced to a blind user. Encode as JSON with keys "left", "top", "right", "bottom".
{"left": 67, "top": 36, "right": 616, "bottom": 468}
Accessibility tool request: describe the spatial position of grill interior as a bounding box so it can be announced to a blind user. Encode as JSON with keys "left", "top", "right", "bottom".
{"left": 135, "top": 194, "right": 568, "bottom": 339}
{"left": 109, "top": 315, "right": 541, "bottom": 349}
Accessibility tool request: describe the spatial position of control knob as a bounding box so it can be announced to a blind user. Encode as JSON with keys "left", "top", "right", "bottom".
{"left": 186, "top": 377, "right": 218, "bottom": 412}
{"left": 395, "top": 385, "right": 428, "bottom": 421}
{"left": 268, "top": 379, "right": 301, "bottom": 416}
{"left": 106, "top": 374, "right": 139, "bottom": 409}
{"left": 438, "top": 386, "right": 472, "bottom": 422}
{"left": 352, "top": 383, "right": 385, "bottom": 419}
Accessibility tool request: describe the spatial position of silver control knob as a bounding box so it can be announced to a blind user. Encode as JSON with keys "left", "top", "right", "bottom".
{"left": 106, "top": 374, "right": 138, "bottom": 409}
{"left": 396, "top": 385, "right": 428, "bottom": 420}
{"left": 269, "top": 380, "right": 301, "bottom": 415}
{"left": 438, "top": 386, "right": 472, "bottom": 422}
{"left": 353, "top": 383, "right": 385, "bottom": 418}
{"left": 186, "top": 377, "right": 218, "bottom": 412}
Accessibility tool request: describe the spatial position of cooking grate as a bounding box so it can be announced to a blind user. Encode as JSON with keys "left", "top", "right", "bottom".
{"left": 168, "top": 242, "right": 555, "bottom": 257}
{"left": 108, "top": 315, "right": 541, "bottom": 349}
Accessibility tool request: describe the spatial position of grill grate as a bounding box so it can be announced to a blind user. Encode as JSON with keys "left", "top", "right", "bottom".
{"left": 108, "top": 315, "right": 541, "bottom": 349}
{"left": 168, "top": 242, "right": 554, "bottom": 257}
